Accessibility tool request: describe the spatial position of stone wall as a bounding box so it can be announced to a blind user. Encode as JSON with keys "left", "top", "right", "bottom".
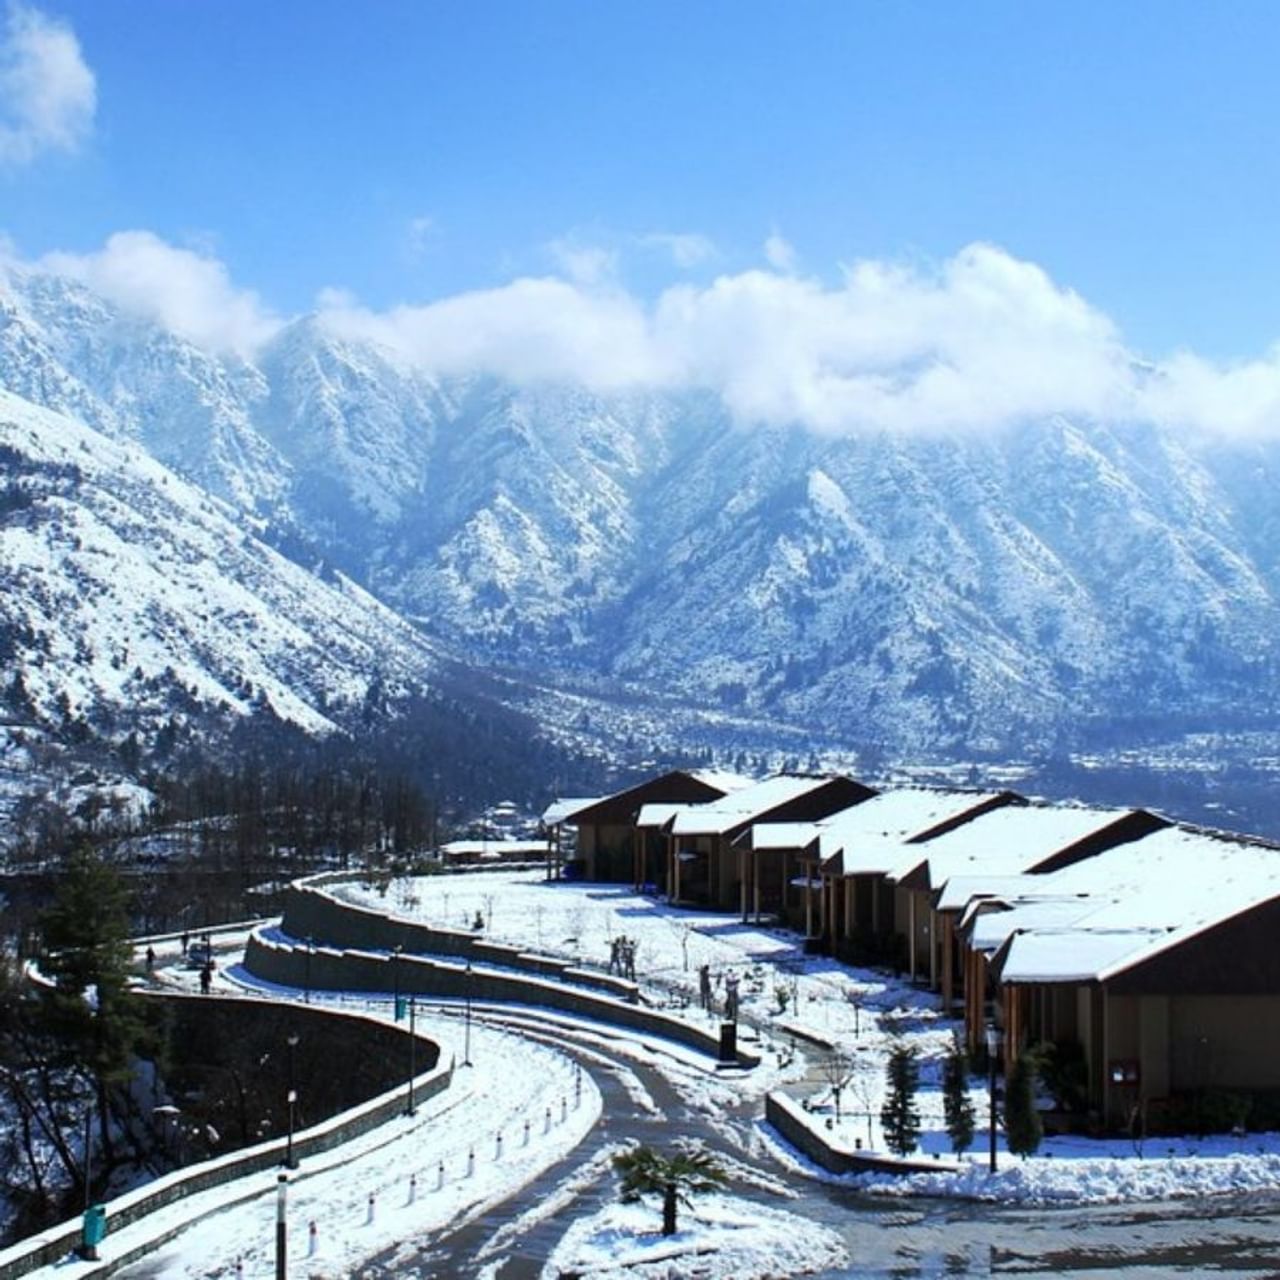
{"left": 0, "top": 993, "right": 449, "bottom": 1280}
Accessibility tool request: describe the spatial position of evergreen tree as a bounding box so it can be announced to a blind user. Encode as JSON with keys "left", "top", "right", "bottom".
{"left": 942, "top": 1041, "right": 976, "bottom": 1155}
{"left": 1003, "top": 1051, "right": 1044, "bottom": 1157}
{"left": 880, "top": 1041, "right": 921, "bottom": 1156}
{"left": 40, "top": 844, "right": 147, "bottom": 1163}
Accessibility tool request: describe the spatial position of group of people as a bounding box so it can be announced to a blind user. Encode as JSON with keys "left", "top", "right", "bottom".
{"left": 608, "top": 934, "right": 638, "bottom": 980}
{"left": 698, "top": 963, "right": 740, "bottom": 1021}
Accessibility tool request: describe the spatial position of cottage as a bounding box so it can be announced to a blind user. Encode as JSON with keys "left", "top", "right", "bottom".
{"left": 959, "top": 824, "right": 1280, "bottom": 1126}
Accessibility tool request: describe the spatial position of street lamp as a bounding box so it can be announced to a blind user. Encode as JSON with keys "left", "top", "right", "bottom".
{"left": 986, "top": 1022, "right": 1004, "bottom": 1174}
{"left": 285, "top": 1033, "right": 299, "bottom": 1169}
{"left": 463, "top": 960, "right": 473, "bottom": 1067}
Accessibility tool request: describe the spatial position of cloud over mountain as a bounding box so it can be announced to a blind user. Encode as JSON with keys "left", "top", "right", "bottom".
{"left": 12, "top": 226, "right": 1280, "bottom": 439}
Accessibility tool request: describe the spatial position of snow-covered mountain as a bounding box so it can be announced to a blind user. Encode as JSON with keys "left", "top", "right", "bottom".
{"left": 3, "top": 259, "right": 1278, "bottom": 769}
{"left": 0, "top": 388, "right": 437, "bottom": 743}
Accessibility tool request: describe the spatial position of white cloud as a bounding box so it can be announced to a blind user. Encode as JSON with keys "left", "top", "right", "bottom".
{"left": 640, "top": 231, "right": 717, "bottom": 268}
{"left": 41, "top": 230, "right": 281, "bottom": 355}
{"left": 763, "top": 231, "right": 797, "bottom": 273}
{"left": 0, "top": 1, "right": 95, "bottom": 166}
{"left": 317, "top": 242, "right": 1136, "bottom": 434}
{"left": 25, "top": 227, "right": 1280, "bottom": 439}
{"left": 546, "top": 238, "right": 619, "bottom": 287}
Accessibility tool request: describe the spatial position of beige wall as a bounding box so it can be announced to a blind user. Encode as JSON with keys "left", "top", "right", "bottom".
{"left": 1169, "top": 995, "right": 1280, "bottom": 1092}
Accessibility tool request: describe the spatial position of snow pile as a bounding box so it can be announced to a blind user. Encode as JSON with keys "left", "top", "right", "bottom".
{"left": 542, "top": 1194, "right": 846, "bottom": 1279}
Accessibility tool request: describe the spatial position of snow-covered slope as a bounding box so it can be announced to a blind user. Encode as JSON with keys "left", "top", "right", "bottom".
{"left": 3, "top": 260, "right": 1279, "bottom": 763}
{"left": 0, "top": 389, "right": 436, "bottom": 741}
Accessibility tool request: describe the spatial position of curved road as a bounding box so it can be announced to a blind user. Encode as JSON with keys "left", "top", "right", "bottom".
{"left": 353, "top": 1006, "right": 1280, "bottom": 1278}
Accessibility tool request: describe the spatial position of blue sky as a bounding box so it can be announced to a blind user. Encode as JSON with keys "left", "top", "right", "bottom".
{"left": 4, "top": 2, "right": 1280, "bottom": 435}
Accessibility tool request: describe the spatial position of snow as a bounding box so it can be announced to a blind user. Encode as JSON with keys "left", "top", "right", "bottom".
{"left": 954, "top": 825, "right": 1280, "bottom": 983}
{"left": 542, "top": 797, "right": 604, "bottom": 826}
{"left": 543, "top": 1193, "right": 847, "bottom": 1278}
{"left": 669, "top": 775, "right": 840, "bottom": 837}
{"left": 888, "top": 802, "right": 1135, "bottom": 887}
{"left": 18, "top": 863, "right": 1280, "bottom": 1280}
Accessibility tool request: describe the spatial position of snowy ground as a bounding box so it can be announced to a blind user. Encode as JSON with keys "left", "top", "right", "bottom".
{"left": 541, "top": 1193, "right": 847, "bottom": 1279}
{"left": 341, "top": 869, "right": 1280, "bottom": 1205}
{"left": 18, "top": 866, "right": 1280, "bottom": 1280}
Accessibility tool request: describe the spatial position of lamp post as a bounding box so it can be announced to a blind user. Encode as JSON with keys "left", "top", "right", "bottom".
{"left": 986, "top": 1022, "right": 1003, "bottom": 1174}
{"left": 275, "top": 1172, "right": 288, "bottom": 1280}
{"left": 463, "top": 961, "right": 473, "bottom": 1067}
{"left": 285, "top": 1033, "right": 299, "bottom": 1169}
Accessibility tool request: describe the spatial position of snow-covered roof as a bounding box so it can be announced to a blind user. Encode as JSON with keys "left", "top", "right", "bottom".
{"left": 541, "top": 797, "right": 603, "bottom": 826}
{"left": 688, "top": 769, "right": 755, "bottom": 794}
{"left": 440, "top": 839, "right": 551, "bottom": 859}
{"left": 636, "top": 802, "right": 689, "bottom": 829}
{"left": 816, "top": 788, "right": 1007, "bottom": 874}
{"left": 745, "top": 820, "right": 824, "bottom": 851}
{"left": 976, "top": 826, "right": 1280, "bottom": 984}
{"left": 669, "top": 775, "right": 840, "bottom": 837}
{"left": 888, "top": 803, "right": 1133, "bottom": 889}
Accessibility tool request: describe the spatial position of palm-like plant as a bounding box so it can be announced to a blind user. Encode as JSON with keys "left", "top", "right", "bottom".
{"left": 613, "top": 1143, "right": 727, "bottom": 1236}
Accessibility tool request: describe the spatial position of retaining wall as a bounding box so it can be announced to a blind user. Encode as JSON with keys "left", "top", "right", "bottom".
{"left": 765, "top": 1091, "right": 960, "bottom": 1176}
{"left": 245, "top": 929, "right": 760, "bottom": 1068}
{"left": 280, "top": 878, "right": 639, "bottom": 1002}
{"left": 0, "top": 993, "right": 449, "bottom": 1280}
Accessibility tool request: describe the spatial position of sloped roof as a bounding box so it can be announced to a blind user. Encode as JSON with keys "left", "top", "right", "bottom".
{"left": 541, "top": 797, "right": 604, "bottom": 826}
{"left": 816, "top": 787, "right": 1010, "bottom": 874}
{"left": 979, "top": 826, "right": 1280, "bottom": 984}
{"left": 888, "top": 803, "right": 1136, "bottom": 889}
{"left": 636, "top": 802, "right": 690, "bottom": 829}
{"left": 669, "top": 774, "right": 847, "bottom": 837}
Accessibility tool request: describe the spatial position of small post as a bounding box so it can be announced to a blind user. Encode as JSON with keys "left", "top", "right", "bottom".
{"left": 308, "top": 1220, "right": 318, "bottom": 1257}
{"left": 407, "top": 1173, "right": 417, "bottom": 1205}
{"left": 494, "top": 1132, "right": 503, "bottom": 1160}
{"left": 437, "top": 1160, "right": 445, "bottom": 1190}
{"left": 464, "top": 961, "right": 474, "bottom": 1066}
{"left": 544, "top": 1106, "right": 551, "bottom": 1134}
{"left": 406, "top": 995, "right": 417, "bottom": 1116}
{"left": 466, "top": 1148, "right": 475, "bottom": 1178}
{"left": 275, "top": 1173, "right": 287, "bottom": 1280}
{"left": 523, "top": 1119, "right": 530, "bottom": 1147}
{"left": 560, "top": 1096, "right": 567, "bottom": 1124}
{"left": 366, "top": 1191, "right": 376, "bottom": 1225}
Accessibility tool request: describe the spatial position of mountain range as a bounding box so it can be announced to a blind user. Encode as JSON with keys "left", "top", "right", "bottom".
{"left": 3, "top": 258, "right": 1279, "bottom": 831}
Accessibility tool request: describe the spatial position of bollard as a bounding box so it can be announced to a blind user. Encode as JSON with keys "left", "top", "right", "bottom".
{"left": 523, "top": 1119, "right": 531, "bottom": 1147}
{"left": 575, "top": 1067, "right": 583, "bottom": 1108}
{"left": 466, "top": 1149, "right": 475, "bottom": 1178}
{"left": 437, "top": 1160, "right": 445, "bottom": 1190}
{"left": 560, "top": 1096, "right": 567, "bottom": 1124}
{"left": 407, "top": 1174, "right": 417, "bottom": 1205}
{"left": 366, "top": 1192, "right": 376, "bottom": 1225}
{"left": 308, "top": 1221, "right": 318, "bottom": 1257}
{"left": 544, "top": 1106, "right": 551, "bottom": 1135}
{"left": 495, "top": 1132, "right": 503, "bottom": 1160}
{"left": 235, "top": 1260, "right": 243, "bottom": 1279}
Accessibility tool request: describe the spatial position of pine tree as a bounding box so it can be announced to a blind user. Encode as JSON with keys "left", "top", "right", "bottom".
{"left": 1003, "top": 1051, "right": 1043, "bottom": 1157}
{"left": 942, "top": 1041, "right": 976, "bottom": 1155}
{"left": 880, "top": 1041, "right": 921, "bottom": 1156}
{"left": 40, "top": 843, "right": 147, "bottom": 1164}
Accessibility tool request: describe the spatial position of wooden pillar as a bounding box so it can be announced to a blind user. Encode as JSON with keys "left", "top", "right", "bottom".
{"left": 843, "top": 879, "right": 853, "bottom": 939}
{"left": 804, "top": 871, "right": 814, "bottom": 938}
{"left": 752, "top": 850, "right": 761, "bottom": 922}
{"left": 929, "top": 909, "right": 938, "bottom": 989}
{"left": 671, "top": 834, "right": 680, "bottom": 903}
{"left": 941, "top": 914, "right": 955, "bottom": 1015}
{"left": 871, "top": 876, "right": 881, "bottom": 934}
{"left": 908, "top": 894, "right": 917, "bottom": 982}
{"left": 740, "top": 846, "right": 748, "bottom": 922}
